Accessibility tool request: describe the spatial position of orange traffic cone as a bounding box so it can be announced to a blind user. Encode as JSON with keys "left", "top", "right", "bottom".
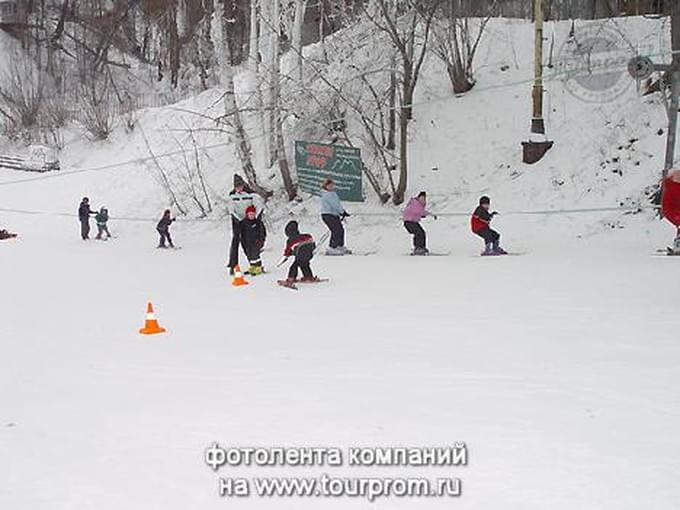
{"left": 232, "top": 264, "right": 249, "bottom": 287}
{"left": 139, "top": 302, "right": 167, "bottom": 335}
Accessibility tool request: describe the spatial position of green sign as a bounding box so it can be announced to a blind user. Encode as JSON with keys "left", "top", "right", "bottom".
{"left": 295, "top": 141, "right": 364, "bottom": 202}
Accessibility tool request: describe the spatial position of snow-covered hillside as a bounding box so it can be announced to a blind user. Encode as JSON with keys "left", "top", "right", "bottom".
{"left": 1, "top": 16, "right": 679, "bottom": 510}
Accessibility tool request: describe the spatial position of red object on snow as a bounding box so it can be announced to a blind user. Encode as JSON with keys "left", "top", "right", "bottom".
{"left": 662, "top": 170, "right": 680, "bottom": 227}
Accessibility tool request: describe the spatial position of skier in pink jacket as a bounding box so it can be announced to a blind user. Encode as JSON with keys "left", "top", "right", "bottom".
{"left": 402, "top": 191, "right": 436, "bottom": 255}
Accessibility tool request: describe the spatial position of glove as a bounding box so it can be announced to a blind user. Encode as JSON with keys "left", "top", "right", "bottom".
{"left": 432, "top": 214, "right": 438, "bottom": 220}
{"left": 491, "top": 211, "right": 499, "bottom": 216}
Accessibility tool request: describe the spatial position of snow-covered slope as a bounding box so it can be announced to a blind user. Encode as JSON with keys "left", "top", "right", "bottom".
{"left": 1, "top": 17, "right": 679, "bottom": 510}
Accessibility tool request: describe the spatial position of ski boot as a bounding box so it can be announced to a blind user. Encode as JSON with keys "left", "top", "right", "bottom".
{"left": 341, "top": 246, "right": 353, "bottom": 255}
{"left": 300, "top": 275, "right": 321, "bottom": 283}
{"left": 325, "top": 247, "right": 345, "bottom": 256}
{"left": 277, "top": 277, "right": 298, "bottom": 289}
{"left": 247, "top": 265, "right": 264, "bottom": 276}
{"left": 412, "top": 247, "right": 429, "bottom": 256}
{"left": 481, "top": 243, "right": 495, "bottom": 256}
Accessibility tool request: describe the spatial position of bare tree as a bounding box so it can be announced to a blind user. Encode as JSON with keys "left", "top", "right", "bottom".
{"left": 221, "top": 0, "right": 272, "bottom": 199}
{"left": 432, "top": 0, "right": 497, "bottom": 94}
{"left": 366, "top": 0, "right": 442, "bottom": 204}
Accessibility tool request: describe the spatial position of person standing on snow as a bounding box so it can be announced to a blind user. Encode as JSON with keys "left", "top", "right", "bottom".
{"left": 156, "top": 209, "right": 176, "bottom": 248}
{"left": 95, "top": 207, "right": 112, "bottom": 240}
{"left": 320, "top": 178, "right": 351, "bottom": 255}
{"left": 278, "top": 220, "right": 319, "bottom": 287}
{"left": 228, "top": 174, "right": 262, "bottom": 275}
{"left": 242, "top": 205, "right": 267, "bottom": 275}
{"left": 78, "top": 197, "right": 97, "bottom": 240}
{"left": 471, "top": 196, "right": 506, "bottom": 256}
{"left": 402, "top": 192, "right": 436, "bottom": 255}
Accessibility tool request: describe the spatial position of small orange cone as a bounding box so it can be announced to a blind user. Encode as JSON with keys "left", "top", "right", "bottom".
{"left": 232, "top": 264, "right": 249, "bottom": 287}
{"left": 139, "top": 302, "right": 167, "bottom": 335}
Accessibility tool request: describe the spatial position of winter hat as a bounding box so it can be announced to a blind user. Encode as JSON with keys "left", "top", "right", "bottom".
{"left": 417, "top": 191, "right": 427, "bottom": 199}
{"left": 245, "top": 205, "right": 257, "bottom": 216}
{"left": 233, "top": 174, "right": 246, "bottom": 188}
{"left": 479, "top": 196, "right": 490, "bottom": 205}
{"left": 285, "top": 220, "right": 300, "bottom": 238}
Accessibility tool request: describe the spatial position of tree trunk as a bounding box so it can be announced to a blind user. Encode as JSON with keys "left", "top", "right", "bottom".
{"left": 291, "top": 0, "right": 307, "bottom": 81}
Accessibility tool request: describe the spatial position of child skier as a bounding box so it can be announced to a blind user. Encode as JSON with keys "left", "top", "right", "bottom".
{"left": 78, "top": 197, "right": 97, "bottom": 240}
{"left": 402, "top": 191, "right": 436, "bottom": 255}
{"left": 320, "top": 178, "right": 351, "bottom": 255}
{"left": 156, "top": 209, "right": 176, "bottom": 248}
{"left": 0, "top": 228, "right": 18, "bottom": 240}
{"left": 471, "top": 196, "right": 507, "bottom": 256}
{"left": 95, "top": 207, "right": 112, "bottom": 240}
{"left": 242, "top": 205, "right": 267, "bottom": 275}
{"left": 278, "top": 220, "right": 319, "bottom": 288}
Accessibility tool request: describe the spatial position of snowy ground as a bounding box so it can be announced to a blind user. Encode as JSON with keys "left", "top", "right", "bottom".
{"left": 1, "top": 209, "right": 679, "bottom": 510}
{"left": 1, "top": 14, "right": 680, "bottom": 510}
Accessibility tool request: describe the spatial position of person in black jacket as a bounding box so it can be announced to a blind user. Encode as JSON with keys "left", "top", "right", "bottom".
{"left": 241, "top": 205, "right": 267, "bottom": 275}
{"left": 280, "top": 221, "right": 318, "bottom": 286}
{"left": 78, "top": 197, "right": 96, "bottom": 240}
{"left": 156, "top": 209, "right": 176, "bottom": 248}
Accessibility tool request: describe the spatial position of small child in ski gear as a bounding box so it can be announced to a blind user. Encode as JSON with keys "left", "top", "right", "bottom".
{"left": 402, "top": 192, "right": 436, "bottom": 255}
{"left": 0, "top": 229, "right": 17, "bottom": 240}
{"left": 156, "top": 209, "right": 176, "bottom": 248}
{"left": 320, "top": 178, "right": 351, "bottom": 255}
{"left": 78, "top": 197, "right": 96, "bottom": 240}
{"left": 95, "top": 207, "right": 111, "bottom": 240}
{"left": 242, "top": 205, "right": 267, "bottom": 275}
{"left": 280, "top": 220, "right": 317, "bottom": 284}
{"left": 471, "top": 196, "right": 506, "bottom": 255}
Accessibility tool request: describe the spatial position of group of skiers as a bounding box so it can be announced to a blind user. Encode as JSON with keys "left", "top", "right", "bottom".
{"left": 74, "top": 174, "right": 508, "bottom": 286}
{"left": 78, "top": 197, "right": 111, "bottom": 241}
{"left": 222, "top": 174, "right": 508, "bottom": 287}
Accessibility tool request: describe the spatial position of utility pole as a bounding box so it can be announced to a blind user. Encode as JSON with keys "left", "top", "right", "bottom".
{"left": 522, "top": 0, "right": 554, "bottom": 164}
{"left": 628, "top": 3, "right": 680, "bottom": 218}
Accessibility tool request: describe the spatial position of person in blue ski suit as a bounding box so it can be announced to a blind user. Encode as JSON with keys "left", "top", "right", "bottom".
{"left": 320, "top": 178, "right": 351, "bottom": 255}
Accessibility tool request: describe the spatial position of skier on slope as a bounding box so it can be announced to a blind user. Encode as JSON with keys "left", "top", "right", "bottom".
{"left": 661, "top": 169, "right": 680, "bottom": 255}
{"left": 242, "top": 205, "right": 267, "bottom": 275}
{"left": 0, "top": 228, "right": 18, "bottom": 240}
{"left": 78, "top": 197, "right": 97, "bottom": 240}
{"left": 471, "top": 196, "right": 507, "bottom": 256}
{"left": 228, "top": 174, "right": 262, "bottom": 275}
{"left": 402, "top": 191, "right": 436, "bottom": 255}
{"left": 156, "top": 209, "right": 176, "bottom": 248}
{"left": 278, "top": 220, "right": 319, "bottom": 288}
{"left": 320, "top": 178, "right": 351, "bottom": 255}
{"left": 95, "top": 207, "right": 112, "bottom": 240}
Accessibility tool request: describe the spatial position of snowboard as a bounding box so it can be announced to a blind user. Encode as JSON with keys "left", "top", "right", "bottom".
{"left": 408, "top": 251, "right": 450, "bottom": 257}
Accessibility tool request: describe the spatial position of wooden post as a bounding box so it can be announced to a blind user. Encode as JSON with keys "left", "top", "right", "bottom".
{"left": 532, "top": 0, "right": 545, "bottom": 135}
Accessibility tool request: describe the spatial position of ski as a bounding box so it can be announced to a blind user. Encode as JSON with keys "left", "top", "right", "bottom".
{"left": 277, "top": 280, "right": 299, "bottom": 290}
{"left": 297, "top": 277, "right": 329, "bottom": 284}
{"left": 407, "top": 252, "right": 451, "bottom": 257}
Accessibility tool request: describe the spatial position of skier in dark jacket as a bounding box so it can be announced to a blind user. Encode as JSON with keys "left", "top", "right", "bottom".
{"left": 95, "top": 207, "right": 111, "bottom": 240}
{"left": 156, "top": 209, "right": 176, "bottom": 248}
{"left": 78, "top": 197, "right": 96, "bottom": 240}
{"left": 471, "top": 196, "right": 506, "bottom": 255}
{"left": 279, "top": 221, "right": 318, "bottom": 287}
{"left": 0, "top": 229, "right": 18, "bottom": 240}
{"left": 242, "top": 205, "right": 267, "bottom": 275}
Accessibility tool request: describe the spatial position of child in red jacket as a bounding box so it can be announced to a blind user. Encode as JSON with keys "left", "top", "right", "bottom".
{"left": 471, "top": 196, "right": 506, "bottom": 256}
